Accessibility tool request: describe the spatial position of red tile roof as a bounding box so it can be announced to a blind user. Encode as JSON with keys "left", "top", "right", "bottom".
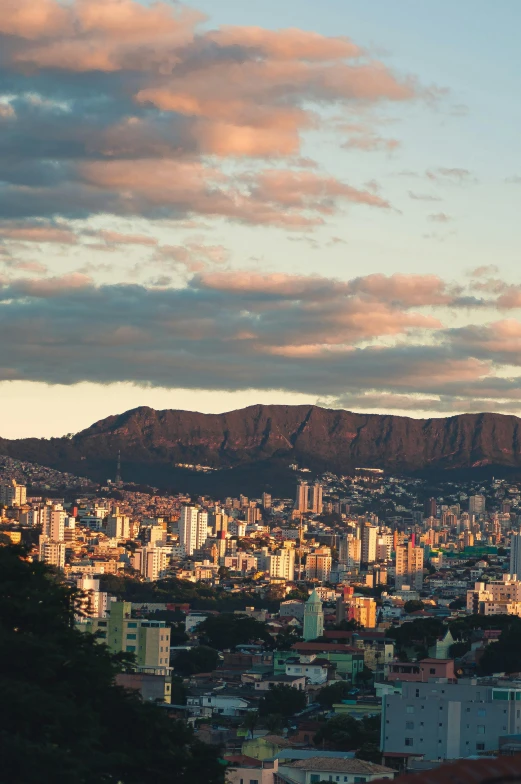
{"left": 375, "top": 754, "right": 521, "bottom": 784}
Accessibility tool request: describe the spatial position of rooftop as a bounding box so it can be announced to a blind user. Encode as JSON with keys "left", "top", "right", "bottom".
{"left": 287, "top": 758, "right": 395, "bottom": 774}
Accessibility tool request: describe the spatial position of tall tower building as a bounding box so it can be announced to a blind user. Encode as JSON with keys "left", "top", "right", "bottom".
{"left": 510, "top": 532, "right": 521, "bottom": 578}
{"left": 262, "top": 492, "right": 272, "bottom": 510}
{"left": 179, "top": 506, "right": 208, "bottom": 555}
{"left": 303, "top": 589, "right": 324, "bottom": 641}
{"left": 469, "top": 495, "right": 486, "bottom": 517}
{"left": 361, "top": 524, "right": 378, "bottom": 564}
{"left": 295, "top": 482, "right": 309, "bottom": 513}
{"left": 339, "top": 534, "right": 361, "bottom": 569}
{"left": 310, "top": 482, "right": 324, "bottom": 514}
{"left": 268, "top": 548, "right": 295, "bottom": 581}
{"left": 423, "top": 497, "right": 437, "bottom": 519}
{"left": 395, "top": 542, "right": 424, "bottom": 590}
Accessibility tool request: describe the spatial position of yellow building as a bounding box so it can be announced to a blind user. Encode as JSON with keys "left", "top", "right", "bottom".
{"left": 348, "top": 596, "right": 377, "bottom": 628}
{"left": 78, "top": 601, "right": 170, "bottom": 668}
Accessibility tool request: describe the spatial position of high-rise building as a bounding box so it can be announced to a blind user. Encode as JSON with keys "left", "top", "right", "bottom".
{"left": 179, "top": 506, "right": 208, "bottom": 555}
{"left": 0, "top": 480, "right": 27, "bottom": 507}
{"left": 303, "top": 589, "right": 324, "bottom": 641}
{"left": 305, "top": 547, "right": 332, "bottom": 581}
{"left": 423, "top": 497, "right": 437, "bottom": 519}
{"left": 262, "top": 492, "right": 272, "bottom": 510}
{"left": 133, "top": 546, "right": 170, "bottom": 581}
{"left": 106, "top": 512, "right": 130, "bottom": 540}
{"left": 39, "top": 540, "right": 66, "bottom": 569}
{"left": 469, "top": 494, "right": 486, "bottom": 517}
{"left": 268, "top": 548, "right": 295, "bottom": 581}
{"left": 510, "top": 532, "right": 521, "bottom": 578}
{"left": 339, "top": 534, "right": 361, "bottom": 569}
{"left": 75, "top": 576, "right": 108, "bottom": 618}
{"left": 43, "top": 506, "right": 66, "bottom": 541}
{"left": 395, "top": 542, "right": 424, "bottom": 590}
{"left": 295, "top": 482, "right": 309, "bottom": 513}
{"left": 361, "top": 524, "right": 378, "bottom": 564}
{"left": 347, "top": 596, "right": 377, "bottom": 628}
{"left": 310, "top": 482, "right": 324, "bottom": 515}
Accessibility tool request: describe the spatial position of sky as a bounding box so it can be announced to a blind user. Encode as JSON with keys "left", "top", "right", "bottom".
{"left": 1, "top": 0, "right": 521, "bottom": 438}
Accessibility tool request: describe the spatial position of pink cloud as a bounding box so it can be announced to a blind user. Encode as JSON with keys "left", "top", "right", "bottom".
{"left": 0, "top": 224, "right": 77, "bottom": 243}
{"left": 348, "top": 273, "right": 454, "bottom": 305}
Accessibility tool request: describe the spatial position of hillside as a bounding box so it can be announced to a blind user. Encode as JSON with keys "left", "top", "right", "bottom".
{"left": 2, "top": 405, "right": 521, "bottom": 493}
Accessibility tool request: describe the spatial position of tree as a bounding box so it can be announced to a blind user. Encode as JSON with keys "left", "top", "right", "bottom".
{"left": 258, "top": 684, "right": 306, "bottom": 718}
{"left": 404, "top": 600, "right": 424, "bottom": 614}
{"left": 0, "top": 546, "right": 224, "bottom": 784}
{"left": 479, "top": 620, "right": 521, "bottom": 675}
{"left": 197, "top": 613, "right": 273, "bottom": 650}
{"left": 355, "top": 743, "right": 381, "bottom": 764}
{"left": 314, "top": 715, "right": 380, "bottom": 751}
{"left": 173, "top": 645, "right": 220, "bottom": 676}
{"left": 314, "top": 715, "right": 362, "bottom": 750}
{"left": 242, "top": 711, "right": 259, "bottom": 739}
{"left": 356, "top": 666, "right": 374, "bottom": 687}
{"left": 316, "top": 681, "right": 351, "bottom": 709}
{"left": 264, "top": 714, "right": 284, "bottom": 734}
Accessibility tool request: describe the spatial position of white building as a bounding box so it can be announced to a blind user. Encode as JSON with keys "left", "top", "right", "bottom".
{"left": 0, "top": 480, "right": 26, "bottom": 507}
{"left": 133, "top": 546, "right": 170, "bottom": 581}
{"left": 75, "top": 576, "right": 109, "bottom": 618}
{"left": 268, "top": 548, "right": 295, "bottom": 581}
{"left": 179, "top": 506, "right": 208, "bottom": 556}
{"left": 106, "top": 512, "right": 130, "bottom": 539}
{"left": 39, "top": 540, "right": 66, "bottom": 569}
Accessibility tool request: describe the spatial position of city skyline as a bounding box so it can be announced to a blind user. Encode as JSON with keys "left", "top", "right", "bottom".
{"left": 2, "top": 0, "right": 521, "bottom": 437}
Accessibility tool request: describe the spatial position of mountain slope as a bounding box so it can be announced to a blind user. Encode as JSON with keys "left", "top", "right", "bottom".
{"left": 2, "top": 405, "right": 521, "bottom": 490}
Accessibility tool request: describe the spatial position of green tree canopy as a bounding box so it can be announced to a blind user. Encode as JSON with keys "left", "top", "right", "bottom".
{"left": 0, "top": 545, "right": 224, "bottom": 784}
{"left": 197, "top": 613, "right": 273, "bottom": 650}
{"left": 258, "top": 684, "right": 306, "bottom": 718}
{"left": 479, "top": 619, "right": 521, "bottom": 675}
{"left": 403, "top": 600, "right": 425, "bottom": 614}
{"left": 173, "top": 645, "right": 220, "bottom": 676}
{"left": 314, "top": 715, "right": 380, "bottom": 751}
{"left": 316, "top": 681, "right": 352, "bottom": 709}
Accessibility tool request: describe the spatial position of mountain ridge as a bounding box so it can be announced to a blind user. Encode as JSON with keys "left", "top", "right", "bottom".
{"left": 2, "top": 405, "right": 521, "bottom": 493}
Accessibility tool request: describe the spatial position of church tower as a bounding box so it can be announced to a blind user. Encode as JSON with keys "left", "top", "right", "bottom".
{"left": 303, "top": 588, "right": 324, "bottom": 641}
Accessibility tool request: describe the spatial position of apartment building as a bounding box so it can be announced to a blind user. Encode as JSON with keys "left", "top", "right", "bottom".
{"left": 80, "top": 601, "right": 170, "bottom": 667}
{"left": 382, "top": 680, "right": 521, "bottom": 760}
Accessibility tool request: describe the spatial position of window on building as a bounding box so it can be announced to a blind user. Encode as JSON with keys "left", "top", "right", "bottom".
{"left": 310, "top": 777, "right": 319, "bottom": 783}
{"left": 126, "top": 645, "right": 136, "bottom": 652}
{"left": 404, "top": 738, "right": 413, "bottom": 746}
{"left": 477, "top": 726, "right": 485, "bottom": 735}
{"left": 127, "top": 622, "right": 137, "bottom": 628}
{"left": 249, "top": 779, "right": 259, "bottom": 784}
{"left": 476, "top": 743, "right": 485, "bottom": 751}
{"left": 126, "top": 633, "right": 137, "bottom": 640}
{"left": 406, "top": 722, "right": 414, "bottom": 730}
{"left": 430, "top": 668, "right": 436, "bottom": 674}
{"left": 415, "top": 689, "right": 420, "bottom": 697}
{"left": 478, "top": 709, "right": 486, "bottom": 717}
{"left": 353, "top": 778, "right": 366, "bottom": 783}
{"left": 406, "top": 706, "right": 414, "bottom": 714}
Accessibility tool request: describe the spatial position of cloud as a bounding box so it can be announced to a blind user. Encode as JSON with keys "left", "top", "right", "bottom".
{"left": 0, "top": 0, "right": 419, "bottom": 229}
{"left": 428, "top": 212, "right": 452, "bottom": 223}
{"left": 0, "top": 268, "right": 516, "bottom": 410}
{"left": 408, "top": 191, "right": 441, "bottom": 202}
{"left": 0, "top": 221, "right": 77, "bottom": 244}
{"left": 426, "top": 167, "right": 473, "bottom": 183}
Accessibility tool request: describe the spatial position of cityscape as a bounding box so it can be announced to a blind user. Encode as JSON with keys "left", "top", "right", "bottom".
{"left": 4, "top": 453, "right": 521, "bottom": 780}
{"left": 2, "top": 0, "right": 521, "bottom": 782}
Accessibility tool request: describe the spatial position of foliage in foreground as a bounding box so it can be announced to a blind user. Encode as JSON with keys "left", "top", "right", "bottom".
{"left": 0, "top": 546, "right": 224, "bottom": 784}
